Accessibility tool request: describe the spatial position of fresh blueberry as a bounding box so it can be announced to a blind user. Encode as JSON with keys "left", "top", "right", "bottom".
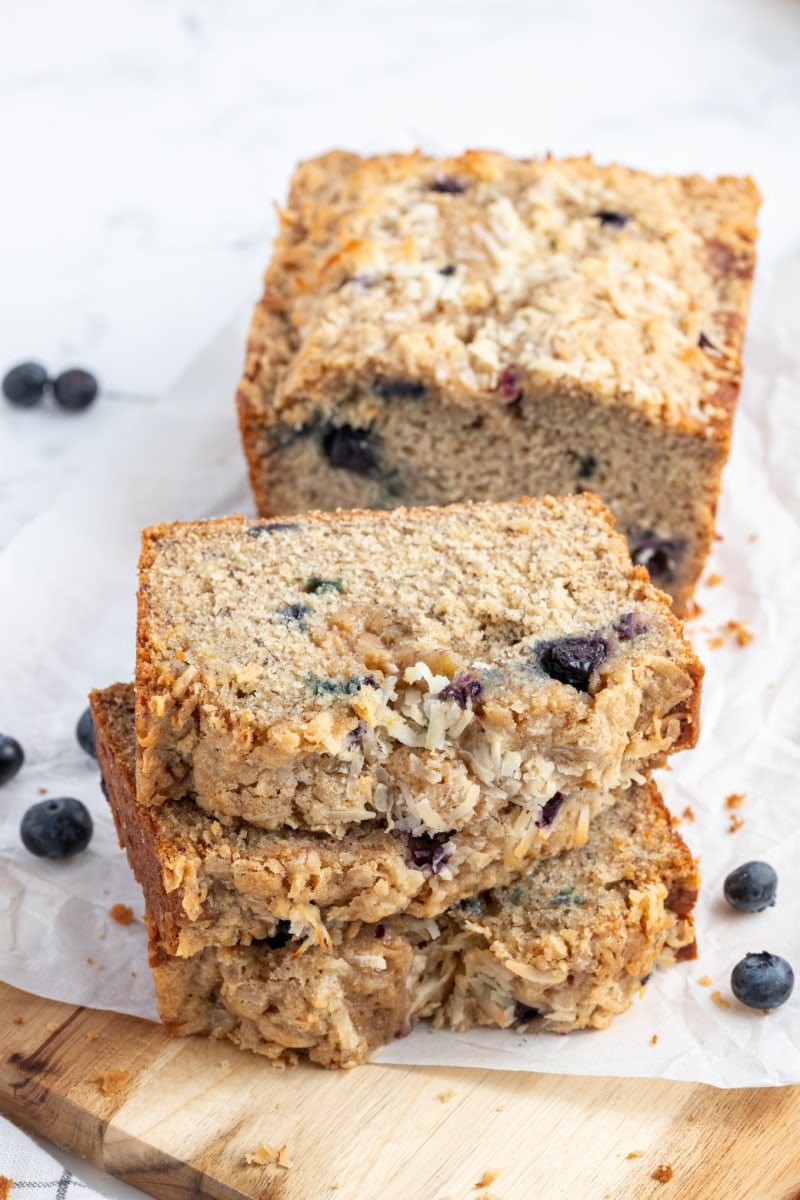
{"left": 430, "top": 175, "right": 466, "bottom": 194}
{"left": 437, "top": 675, "right": 483, "bottom": 709}
{"left": 0, "top": 734, "right": 25, "bottom": 785}
{"left": 20, "top": 797, "right": 93, "bottom": 859}
{"left": 438, "top": 263, "right": 456, "bottom": 276}
{"left": 374, "top": 923, "right": 387, "bottom": 939}
{"left": 76, "top": 707, "right": 96, "bottom": 759}
{"left": 498, "top": 365, "right": 523, "bottom": 402}
{"left": 535, "top": 792, "right": 564, "bottom": 828}
{"left": 346, "top": 720, "right": 367, "bottom": 747}
{"left": 3, "top": 362, "right": 49, "bottom": 407}
{"left": 628, "top": 531, "right": 684, "bottom": 585}
{"left": 723, "top": 862, "right": 778, "bottom": 913}
{"left": 536, "top": 634, "right": 609, "bottom": 692}
{"left": 730, "top": 952, "right": 794, "bottom": 1010}
{"left": 407, "top": 831, "right": 453, "bottom": 875}
{"left": 53, "top": 368, "right": 99, "bottom": 412}
{"left": 514, "top": 1001, "right": 542, "bottom": 1023}
{"left": 594, "top": 210, "right": 630, "bottom": 228}
{"left": 372, "top": 378, "right": 426, "bottom": 401}
{"left": 321, "top": 423, "right": 378, "bottom": 475}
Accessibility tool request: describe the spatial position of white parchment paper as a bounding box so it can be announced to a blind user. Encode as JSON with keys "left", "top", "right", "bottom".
{"left": 2, "top": 267, "right": 800, "bottom": 1088}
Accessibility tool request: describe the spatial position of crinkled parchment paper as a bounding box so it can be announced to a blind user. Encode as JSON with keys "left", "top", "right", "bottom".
{"left": 2, "top": 266, "right": 800, "bottom": 1087}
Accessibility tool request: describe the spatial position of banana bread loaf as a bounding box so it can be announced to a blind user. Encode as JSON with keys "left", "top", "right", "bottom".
{"left": 237, "top": 150, "right": 759, "bottom": 614}
{"left": 136, "top": 497, "right": 702, "bottom": 838}
{"left": 147, "top": 781, "right": 697, "bottom": 1068}
{"left": 93, "top": 682, "right": 617, "bottom": 954}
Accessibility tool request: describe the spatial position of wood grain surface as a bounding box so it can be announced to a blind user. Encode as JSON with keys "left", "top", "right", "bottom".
{"left": 2, "top": 982, "right": 798, "bottom": 1200}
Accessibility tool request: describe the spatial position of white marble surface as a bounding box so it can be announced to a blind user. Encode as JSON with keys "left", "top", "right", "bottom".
{"left": 2, "top": 0, "right": 800, "bottom": 1193}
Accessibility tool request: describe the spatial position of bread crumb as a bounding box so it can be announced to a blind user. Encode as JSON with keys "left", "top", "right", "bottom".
{"left": 476, "top": 1168, "right": 500, "bottom": 1187}
{"left": 13, "top": 1017, "right": 23, "bottom": 1025}
{"left": 706, "top": 635, "right": 725, "bottom": 650}
{"left": 109, "top": 903, "right": 134, "bottom": 925}
{"left": 46, "top": 1022, "right": 59, "bottom": 1033}
{"left": 93, "top": 1069, "right": 130, "bottom": 1096}
{"left": 330, "top": 1185, "right": 341, "bottom": 1191}
{"left": 219, "top": 1058, "right": 231, "bottom": 1068}
{"left": 438, "top": 1088, "right": 455, "bottom": 1103}
{"left": 650, "top": 1034, "right": 658, "bottom": 1045}
{"left": 687, "top": 1114, "right": 696, "bottom": 1122}
{"left": 706, "top": 573, "right": 723, "bottom": 587}
{"left": 86, "top": 1032, "right": 99, "bottom": 1041}
{"left": 683, "top": 599, "right": 703, "bottom": 619}
{"left": 38, "top": 786, "right": 48, "bottom": 795}
{"left": 0, "top": 1175, "right": 14, "bottom": 1200}
{"left": 652, "top": 1164, "right": 674, "bottom": 1183}
{"left": 711, "top": 990, "right": 730, "bottom": 1010}
{"left": 680, "top": 806, "right": 695, "bottom": 823}
{"left": 626, "top": 1151, "right": 644, "bottom": 1159}
{"left": 244, "top": 1144, "right": 292, "bottom": 1169}
{"left": 725, "top": 792, "right": 746, "bottom": 809}
{"left": 86, "top": 957, "right": 93, "bottom": 964}
{"left": 698, "top": 975, "right": 712, "bottom": 987}
{"left": 728, "top": 814, "right": 745, "bottom": 834}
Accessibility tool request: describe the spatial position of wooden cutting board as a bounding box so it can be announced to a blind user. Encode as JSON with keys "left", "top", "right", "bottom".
{"left": 2, "top": 982, "right": 799, "bottom": 1200}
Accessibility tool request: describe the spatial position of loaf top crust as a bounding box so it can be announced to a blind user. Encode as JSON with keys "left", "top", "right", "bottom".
{"left": 137, "top": 496, "right": 701, "bottom": 756}
{"left": 242, "top": 150, "right": 759, "bottom": 434}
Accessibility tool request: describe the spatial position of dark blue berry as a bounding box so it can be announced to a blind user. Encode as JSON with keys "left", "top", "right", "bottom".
{"left": 374, "top": 923, "right": 387, "bottom": 939}
{"left": 0, "top": 735, "right": 25, "bottom": 785}
{"left": 3, "top": 362, "right": 48, "bottom": 407}
{"left": 346, "top": 720, "right": 367, "bottom": 747}
{"left": 498, "top": 365, "right": 523, "bottom": 402}
{"left": 304, "top": 576, "right": 343, "bottom": 595}
{"left": 438, "top": 263, "right": 456, "bottom": 276}
{"left": 724, "top": 862, "right": 778, "bottom": 913}
{"left": 76, "top": 707, "right": 96, "bottom": 759}
{"left": 306, "top": 674, "right": 378, "bottom": 696}
{"left": 535, "top": 792, "right": 564, "bottom": 828}
{"left": 536, "top": 634, "right": 609, "bottom": 692}
{"left": 52, "top": 368, "right": 98, "bottom": 412}
{"left": 730, "top": 952, "right": 794, "bottom": 1009}
{"left": 247, "top": 521, "right": 299, "bottom": 537}
{"left": 265, "top": 919, "right": 292, "bottom": 950}
{"left": 372, "top": 378, "right": 426, "bottom": 401}
{"left": 407, "top": 831, "right": 453, "bottom": 875}
{"left": 20, "top": 797, "right": 93, "bottom": 859}
{"left": 437, "top": 675, "right": 483, "bottom": 709}
{"left": 514, "top": 1001, "right": 542, "bottom": 1023}
{"left": 614, "top": 611, "right": 650, "bottom": 640}
{"left": 698, "top": 331, "right": 722, "bottom": 356}
{"left": 629, "top": 531, "right": 684, "bottom": 585}
{"left": 278, "top": 602, "right": 312, "bottom": 628}
{"left": 594, "top": 210, "right": 630, "bottom": 228}
{"left": 321, "top": 423, "right": 377, "bottom": 475}
{"left": 577, "top": 454, "right": 597, "bottom": 479}
{"left": 430, "top": 175, "right": 466, "bottom": 194}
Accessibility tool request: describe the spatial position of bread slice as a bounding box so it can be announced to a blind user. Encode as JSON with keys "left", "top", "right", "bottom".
{"left": 237, "top": 150, "right": 759, "bottom": 613}
{"left": 136, "top": 497, "right": 702, "bottom": 838}
{"left": 93, "top": 683, "right": 618, "bottom": 953}
{"left": 95, "top": 684, "right": 698, "bottom": 1068}
{"left": 148, "top": 782, "right": 697, "bottom": 1068}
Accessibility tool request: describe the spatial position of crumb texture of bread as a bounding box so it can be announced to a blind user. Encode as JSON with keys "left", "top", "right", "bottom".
{"left": 147, "top": 782, "right": 697, "bottom": 1067}
{"left": 135, "top": 500, "right": 702, "bottom": 839}
{"left": 237, "top": 150, "right": 760, "bottom": 612}
{"left": 95, "top": 680, "right": 628, "bottom": 952}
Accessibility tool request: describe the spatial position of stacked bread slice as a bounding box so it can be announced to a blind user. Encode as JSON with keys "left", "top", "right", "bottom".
{"left": 93, "top": 494, "right": 702, "bottom": 1067}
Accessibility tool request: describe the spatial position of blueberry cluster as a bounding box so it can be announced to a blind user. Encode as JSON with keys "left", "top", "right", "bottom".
{"left": 723, "top": 861, "right": 793, "bottom": 1010}
{"left": 1, "top": 707, "right": 98, "bottom": 860}
{"left": 3, "top": 361, "right": 99, "bottom": 412}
